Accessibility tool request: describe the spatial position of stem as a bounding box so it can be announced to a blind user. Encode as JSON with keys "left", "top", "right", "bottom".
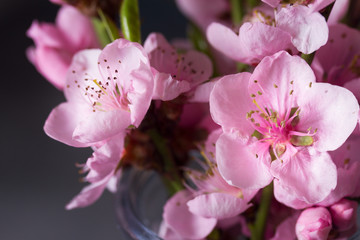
{"left": 301, "top": 52, "right": 315, "bottom": 65}
{"left": 250, "top": 182, "right": 273, "bottom": 240}
{"left": 147, "top": 128, "right": 183, "bottom": 195}
{"left": 231, "top": 0, "right": 244, "bottom": 26}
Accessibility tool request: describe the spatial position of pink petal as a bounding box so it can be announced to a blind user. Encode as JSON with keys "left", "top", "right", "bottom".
{"left": 206, "top": 23, "right": 247, "bottom": 62}
{"left": 295, "top": 207, "right": 332, "bottom": 240}
{"left": 209, "top": 73, "right": 254, "bottom": 136}
{"left": 309, "top": 0, "right": 336, "bottom": 12}
{"left": 163, "top": 190, "right": 217, "bottom": 239}
{"left": 65, "top": 173, "right": 113, "bottom": 210}
{"left": 188, "top": 79, "right": 217, "bottom": 103}
{"left": 314, "top": 24, "right": 360, "bottom": 84}
{"left": 56, "top": 6, "right": 99, "bottom": 51}
{"left": 98, "top": 39, "right": 154, "bottom": 127}
{"left": 271, "top": 148, "right": 337, "bottom": 204}
{"left": 175, "top": 0, "right": 229, "bottom": 30}
{"left": 85, "top": 133, "right": 125, "bottom": 183}
{"left": 187, "top": 192, "right": 252, "bottom": 219}
{"left": 274, "top": 179, "right": 312, "bottom": 209}
{"left": 65, "top": 49, "right": 102, "bottom": 102}
{"left": 26, "top": 20, "right": 65, "bottom": 48}
{"left": 216, "top": 133, "right": 273, "bottom": 190}
{"left": 249, "top": 51, "right": 314, "bottom": 118}
{"left": 327, "top": 0, "right": 350, "bottom": 25}
{"left": 270, "top": 212, "right": 299, "bottom": 240}
{"left": 152, "top": 71, "right": 191, "bottom": 101}
{"left": 344, "top": 78, "right": 360, "bottom": 101}
{"left": 144, "top": 33, "right": 212, "bottom": 90}
{"left": 261, "top": 0, "right": 280, "bottom": 8}
{"left": 73, "top": 109, "right": 130, "bottom": 144}
{"left": 207, "top": 22, "right": 293, "bottom": 64}
{"left": 296, "top": 82, "right": 359, "bottom": 151}
{"left": 44, "top": 102, "right": 92, "bottom": 147}
{"left": 319, "top": 136, "right": 360, "bottom": 206}
{"left": 276, "top": 5, "right": 328, "bottom": 54}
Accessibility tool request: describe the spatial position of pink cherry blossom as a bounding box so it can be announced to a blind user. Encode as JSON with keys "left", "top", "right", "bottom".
{"left": 210, "top": 51, "right": 359, "bottom": 204}
{"left": 174, "top": 0, "right": 229, "bottom": 31}
{"left": 207, "top": 4, "right": 295, "bottom": 65}
{"left": 162, "top": 190, "right": 217, "bottom": 240}
{"left": 296, "top": 207, "right": 332, "bottom": 240}
{"left": 327, "top": 0, "right": 350, "bottom": 25}
{"left": 186, "top": 129, "right": 257, "bottom": 220}
{"left": 66, "top": 126, "right": 125, "bottom": 209}
{"left": 329, "top": 199, "right": 358, "bottom": 231}
{"left": 26, "top": 6, "right": 99, "bottom": 90}
{"left": 313, "top": 24, "right": 360, "bottom": 100}
{"left": 44, "top": 39, "right": 154, "bottom": 147}
{"left": 270, "top": 212, "right": 299, "bottom": 240}
{"left": 144, "top": 33, "right": 212, "bottom": 101}
{"left": 317, "top": 136, "right": 360, "bottom": 206}
{"left": 262, "top": 0, "right": 333, "bottom": 53}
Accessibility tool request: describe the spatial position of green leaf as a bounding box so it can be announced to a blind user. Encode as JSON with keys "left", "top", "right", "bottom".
{"left": 97, "top": 9, "right": 120, "bottom": 43}
{"left": 91, "top": 18, "right": 112, "bottom": 47}
{"left": 120, "top": 0, "right": 141, "bottom": 43}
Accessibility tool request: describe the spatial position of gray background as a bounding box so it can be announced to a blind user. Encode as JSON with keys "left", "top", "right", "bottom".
{"left": 0, "top": 0, "right": 185, "bottom": 239}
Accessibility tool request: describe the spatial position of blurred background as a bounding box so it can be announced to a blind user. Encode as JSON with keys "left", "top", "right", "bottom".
{"left": 0, "top": 0, "right": 186, "bottom": 239}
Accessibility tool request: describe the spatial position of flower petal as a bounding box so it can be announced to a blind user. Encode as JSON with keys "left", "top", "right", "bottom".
{"left": 73, "top": 109, "right": 130, "bottom": 144}
{"left": 217, "top": 133, "right": 273, "bottom": 190}
{"left": 276, "top": 5, "right": 328, "bottom": 53}
{"left": 210, "top": 73, "right": 254, "bottom": 136}
{"left": 187, "top": 192, "right": 252, "bottom": 219}
{"left": 296, "top": 82, "right": 359, "bottom": 151}
{"left": 65, "top": 173, "right": 113, "bottom": 210}
{"left": 271, "top": 148, "right": 337, "bottom": 204}
{"left": 163, "top": 190, "right": 217, "bottom": 239}
{"left": 44, "top": 102, "right": 92, "bottom": 147}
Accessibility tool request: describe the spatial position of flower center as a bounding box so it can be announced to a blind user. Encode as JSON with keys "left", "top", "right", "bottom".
{"left": 247, "top": 99, "right": 314, "bottom": 160}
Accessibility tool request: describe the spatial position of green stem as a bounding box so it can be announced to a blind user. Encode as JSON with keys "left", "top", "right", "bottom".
{"left": 147, "top": 128, "right": 183, "bottom": 195}
{"left": 301, "top": 52, "right": 315, "bottom": 65}
{"left": 230, "top": 0, "right": 244, "bottom": 26}
{"left": 250, "top": 182, "right": 273, "bottom": 240}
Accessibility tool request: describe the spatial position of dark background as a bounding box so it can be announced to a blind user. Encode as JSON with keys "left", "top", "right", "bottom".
{"left": 0, "top": 0, "right": 186, "bottom": 239}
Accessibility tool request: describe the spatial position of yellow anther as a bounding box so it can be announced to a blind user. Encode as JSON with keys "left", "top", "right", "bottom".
{"left": 93, "top": 79, "right": 108, "bottom": 95}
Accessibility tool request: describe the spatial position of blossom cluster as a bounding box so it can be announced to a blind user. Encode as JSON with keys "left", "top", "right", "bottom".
{"left": 27, "top": 0, "right": 360, "bottom": 239}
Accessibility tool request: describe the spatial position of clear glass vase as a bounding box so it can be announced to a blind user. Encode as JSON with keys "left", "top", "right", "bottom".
{"left": 115, "top": 167, "right": 360, "bottom": 240}
{"left": 115, "top": 167, "right": 168, "bottom": 239}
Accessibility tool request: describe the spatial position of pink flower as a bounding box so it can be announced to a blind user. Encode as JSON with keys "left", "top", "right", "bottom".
{"left": 207, "top": 5, "right": 294, "bottom": 65}
{"left": 327, "top": 0, "right": 350, "bottom": 25}
{"left": 295, "top": 207, "right": 332, "bottom": 240}
{"left": 318, "top": 136, "right": 360, "bottom": 206}
{"left": 27, "top": 6, "right": 99, "bottom": 90}
{"left": 270, "top": 212, "right": 299, "bottom": 240}
{"left": 312, "top": 24, "right": 360, "bottom": 101}
{"left": 207, "top": 1, "right": 330, "bottom": 64}
{"left": 210, "top": 51, "right": 359, "bottom": 205}
{"left": 65, "top": 133, "right": 125, "bottom": 209}
{"left": 144, "top": 33, "right": 212, "bottom": 101}
{"left": 174, "top": 0, "right": 229, "bottom": 31}
{"left": 161, "top": 190, "right": 217, "bottom": 240}
{"left": 44, "top": 39, "right": 154, "bottom": 147}
{"left": 329, "top": 199, "right": 358, "bottom": 231}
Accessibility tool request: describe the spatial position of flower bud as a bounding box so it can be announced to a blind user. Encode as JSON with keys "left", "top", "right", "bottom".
{"left": 296, "top": 207, "right": 332, "bottom": 240}
{"left": 329, "top": 199, "right": 358, "bottom": 231}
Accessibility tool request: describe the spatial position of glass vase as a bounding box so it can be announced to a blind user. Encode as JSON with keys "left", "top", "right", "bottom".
{"left": 115, "top": 167, "right": 168, "bottom": 239}
{"left": 115, "top": 167, "right": 360, "bottom": 240}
